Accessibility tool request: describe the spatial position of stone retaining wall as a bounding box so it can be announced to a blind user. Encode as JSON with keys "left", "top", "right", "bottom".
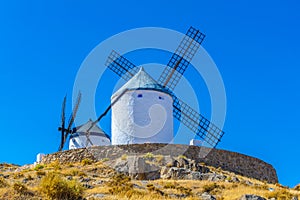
{"left": 41, "top": 144, "right": 278, "bottom": 183}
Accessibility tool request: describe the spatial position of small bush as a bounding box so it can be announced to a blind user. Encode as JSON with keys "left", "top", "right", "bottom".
{"left": 266, "top": 189, "right": 294, "bottom": 199}
{"left": 143, "top": 152, "right": 154, "bottom": 159}
{"left": 65, "top": 169, "right": 86, "bottom": 177}
{"left": 48, "top": 160, "right": 61, "bottom": 170}
{"left": 294, "top": 184, "right": 300, "bottom": 191}
{"left": 0, "top": 177, "right": 9, "bottom": 188}
{"left": 26, "top": 174, "right": 34, "bottom": 181}
{"left": 121, "top": 154, "right": 128, "bottom": 161}
{"left": 36, "top": 171, "right": 46, "bottom": 176}
{"left": 67, "top": 163, "right": 74, "bottom": 167}
{"left": 163, "top": 182, "right": 178, "bottom": 189}
{"left": 101, "top": 158, "right": 109, "bottom": 162}
{"left": 34, "top": 164, "right": 44, "bottom": 171}
{"left": 178, "top": 155, "right": 187, "bottom": 159}
{"left": 163, "top": 182, "right": 192, "bottom": 196}
{"left": 13, "top": 172, "right": 24, "bottom": 179}
{"left": 177, "top": 185, "right": 192, "bottom": 196}
{"left": 107, "top": 173, "right": 138, "bottom": 197}
{"left": 202, "top": 183, "right": 219, "bottom": 193}
{"left": 13, "top": 182, "right": 33, "bottom": 196}
{"left": 39, "top": 172, "right": 84, "bottom": 200}
{"left": 81, "top": 158, "right": 93, "bottom": 166}
{"left": 146, "top": 183, "right": 164, "bottom": 195}
{"left": 166, "top": 162, "right": 173, "bottom": 167}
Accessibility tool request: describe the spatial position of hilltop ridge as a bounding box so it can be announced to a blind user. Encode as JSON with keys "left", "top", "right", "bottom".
{"left": 0, "top": 153, "right": 299, "bottom": 200}
{"left": 42, "top": 144, "right": 278, "bottom": 183}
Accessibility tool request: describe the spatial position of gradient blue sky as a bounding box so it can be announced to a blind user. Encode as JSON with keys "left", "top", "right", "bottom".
{"left": 0, "top": 0, "right": 299, "bottom": 187}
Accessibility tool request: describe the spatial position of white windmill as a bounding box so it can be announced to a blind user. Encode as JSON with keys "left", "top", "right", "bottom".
{"left": 111, "top": 67, "right": 174, "bottom": 145}
{"left": 106, "top": 26, "right": 225, "bottom": 148}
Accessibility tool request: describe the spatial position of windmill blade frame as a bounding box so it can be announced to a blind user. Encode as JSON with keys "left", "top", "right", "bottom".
{"left": 58, "top": 95, "right": 67, "bottom": 151}
{"left": 173, "top": 97, "right": 224, "bottom": 148}
{"left": 66, "top": 91, "right": 82, "bottom": 132}
{"left": 158, "top": 26, "right": 205, "bottom": 90}
{"left": 105, "top": 50, "right": 139, "bottom": 81}
{"left": 58, "top": 91, "right": 82, "bottom": 151}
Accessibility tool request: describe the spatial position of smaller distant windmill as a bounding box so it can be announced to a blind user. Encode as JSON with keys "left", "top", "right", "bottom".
{"left": 58, "top": 92, "right": 82, "bottom": 151}
{"left": 58, "top": 92, "right": 111, "bottom": 151}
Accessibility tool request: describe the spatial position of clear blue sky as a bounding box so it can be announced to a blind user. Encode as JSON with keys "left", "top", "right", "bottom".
{"left": 0, "top": 0, "right": 299, "bottom": 187}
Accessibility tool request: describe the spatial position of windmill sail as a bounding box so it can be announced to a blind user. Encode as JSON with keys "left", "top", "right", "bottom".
{"left": 106, "top": 50, "right": 139, "bottom": 81}
{"left": 158, "top": 26, "right": 205, "bottom": 90}
{"left": 173, "top": 97, "right": 224, "bottom": 148}
{"left": 58, "top": 95, "right": 67, "bottom": 151}
{"left": 58, "top": 91, "right": 82, "bottom": 151}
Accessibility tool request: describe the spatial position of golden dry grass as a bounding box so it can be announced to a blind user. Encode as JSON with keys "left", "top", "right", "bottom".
{"left": 0, "top": 161, "right": 299, "bottom": 200}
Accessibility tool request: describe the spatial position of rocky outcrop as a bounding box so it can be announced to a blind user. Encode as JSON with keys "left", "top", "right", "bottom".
{"left": 41, "top": 144, "right": 278, "bottom": 183}
{"left": 110, "top": 156, "right": 160, "bottom": 180}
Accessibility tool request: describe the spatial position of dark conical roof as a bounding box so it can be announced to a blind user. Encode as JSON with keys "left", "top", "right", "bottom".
{"left": 111, "top": 67, "right": 171, "bottom": 98}
{"left": 73, "top": 119, "right": 110, "bottom": 139}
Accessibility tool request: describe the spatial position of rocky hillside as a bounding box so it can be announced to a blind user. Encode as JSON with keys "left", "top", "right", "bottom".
{"left": 0, "top": 154, "right": 299, "bottom": 200}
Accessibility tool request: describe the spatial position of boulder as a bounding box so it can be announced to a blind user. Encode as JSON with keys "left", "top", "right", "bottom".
{"left": 200, "top": 173, "right": 226, "bottom": 181}
{"left": 201, "top": 192, "right": 216, "bottom": 200}
{"left": 160, "top": 167, "right": 191, "bottom": 179}
{"left": 113, "top": 156, "right": 160, "bottom": 180}
{"left": 239, "top": 194, "right": 266, "bottom": 200}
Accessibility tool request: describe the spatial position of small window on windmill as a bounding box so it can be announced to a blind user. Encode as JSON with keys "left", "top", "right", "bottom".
{"left": 159, "top": 96, "right": 164, "bottom": 100}
{"left": 137, "top": 94, "right": 143, "bottom": 98}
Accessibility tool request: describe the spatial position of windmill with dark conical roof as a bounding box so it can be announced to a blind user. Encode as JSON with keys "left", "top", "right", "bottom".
{"left": 106, "top": 26, "right": 225, "bottom": 148}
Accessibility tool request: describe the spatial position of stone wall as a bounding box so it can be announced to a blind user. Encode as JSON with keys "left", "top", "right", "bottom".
{"left": 41, "top": 144, "right": 278, "bottom": 183}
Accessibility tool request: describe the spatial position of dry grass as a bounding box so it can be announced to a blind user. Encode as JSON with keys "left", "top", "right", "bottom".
{"left": 0, "top": 160, "right": 299, "bottom": 200}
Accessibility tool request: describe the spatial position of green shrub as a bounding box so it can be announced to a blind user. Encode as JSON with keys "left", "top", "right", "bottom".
{"left": 65, "top": 169, "right": 86, "bottom": 177}
{"left": 34, "top": 164, "right": 44, "bottom": 171}
{"left": 166, "top": 162, "right": 173, "bottom": 167}
{"left": 39, "top": 172, "right": 84, "bottom": 200}
{"left": 48, "top": 160, "right": 61, "bottom": 170}
{"left": 178, "top": 155, "right": 187, "bottom": 159}
{"left": 143, "top": 152, "right": 154, "bottom": 159}
{"left": 101, "top": 158, "right": 109, "bottom": 162}
{"left": 121, "top": 154, "right": 128, "bottom": 161}
{"left": 81, "top": 158, "right": 93, "bottom": 166}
